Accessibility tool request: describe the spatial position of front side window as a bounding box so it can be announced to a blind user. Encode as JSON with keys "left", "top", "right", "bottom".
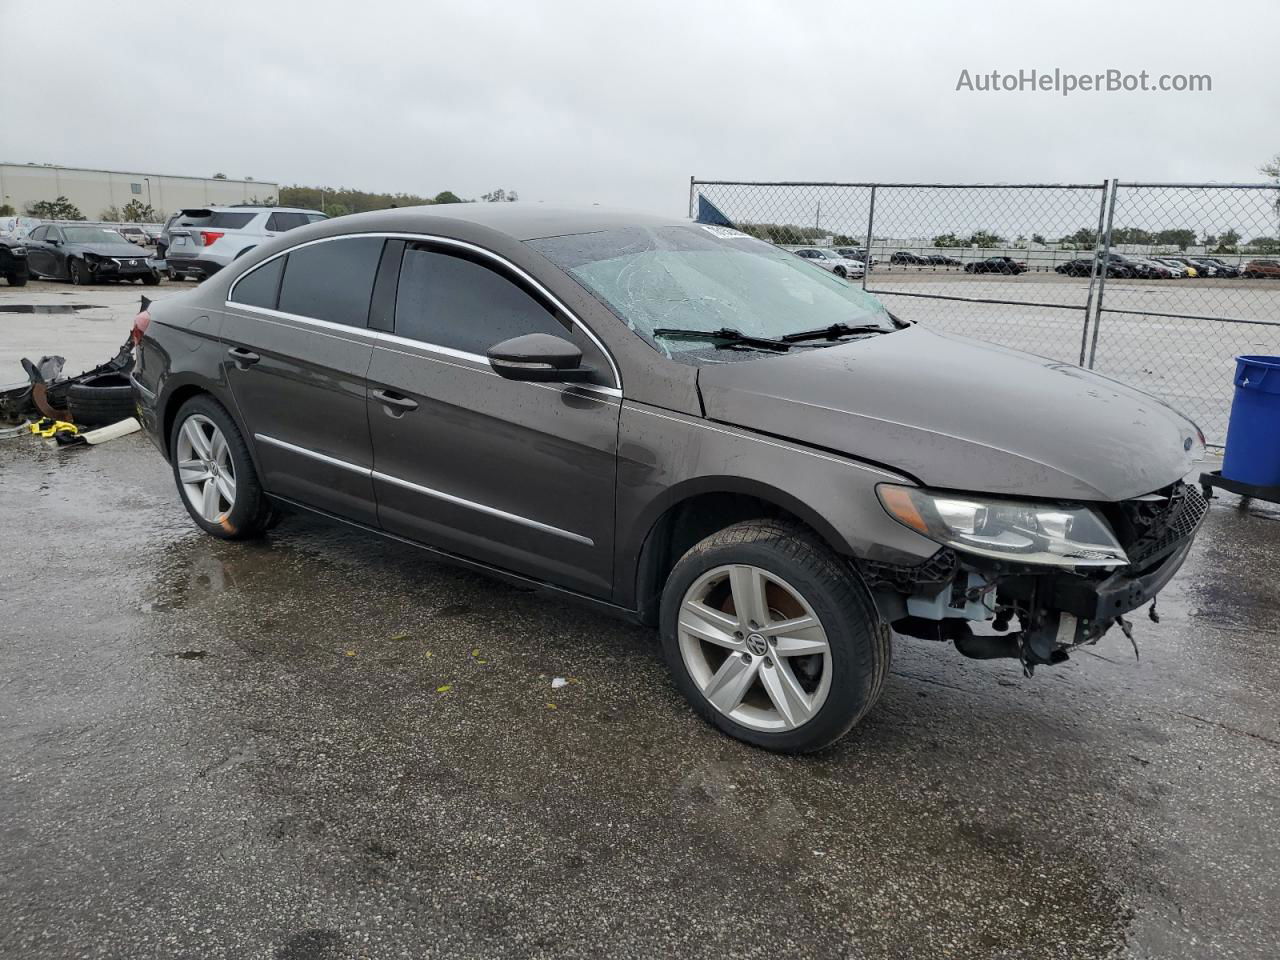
{"left": 393, "top": 246, "right": 565, "bottom": 354}
{"left": 528, "top": 224, "right": 893, "bottom": 360}
{"left": 277, "top": 237, "right": 384, "bottom": 327}
{"left": 230, "top": 255, "right": 286, "bottom": 310}
{"left": 29, "top": 226, "right": 47, "bottom": 241}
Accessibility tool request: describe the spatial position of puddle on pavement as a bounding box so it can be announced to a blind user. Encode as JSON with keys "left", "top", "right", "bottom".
{"left": 0, "top": 304, "right": 96, "bottom": 314}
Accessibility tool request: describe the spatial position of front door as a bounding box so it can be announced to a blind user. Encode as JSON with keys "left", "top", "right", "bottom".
{"left": 221, "top": 236, "right": 388, "bottom": 525}
{"left": 366, "top": 241, "right": 620, "bottom": 598}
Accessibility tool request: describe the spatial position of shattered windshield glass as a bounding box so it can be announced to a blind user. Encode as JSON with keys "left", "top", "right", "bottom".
{"left": 528, "top": 224, "right": 893, "bottom": 359}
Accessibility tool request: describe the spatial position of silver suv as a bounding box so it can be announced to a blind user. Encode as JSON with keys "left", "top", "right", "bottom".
{"left": 162, "top": 205, "right": 326, "bottom": 280}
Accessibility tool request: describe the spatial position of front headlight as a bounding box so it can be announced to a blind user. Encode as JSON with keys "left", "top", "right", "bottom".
{"left": 877, "top": 485, "right": 1128, "bottom": 568}
{"left": 10, "top": 246, "right": 25, "bottom": 256}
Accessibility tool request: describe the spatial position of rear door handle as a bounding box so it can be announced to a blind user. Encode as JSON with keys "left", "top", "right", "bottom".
{"left": 371, "top": 388, "right": 419, "bottom": 413}
{"left": 227, "top": 347, "right": 260, "bottom": 368}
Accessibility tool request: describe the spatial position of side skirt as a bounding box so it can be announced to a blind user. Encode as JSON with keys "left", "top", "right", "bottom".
{"left": 267, "top": 494, "right": 647, "bottom": 627}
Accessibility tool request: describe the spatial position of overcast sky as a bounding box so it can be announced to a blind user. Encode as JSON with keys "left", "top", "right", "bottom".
{"left": 4, "top": 0, "right": 1278, "bottom": 215}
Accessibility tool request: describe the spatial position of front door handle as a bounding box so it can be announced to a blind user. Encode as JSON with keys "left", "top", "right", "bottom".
{"left": 227, "top": 347, "right": 260, "bottom": 369}
{"left": 371, "top": 388, "right": 419, "bottom": 414}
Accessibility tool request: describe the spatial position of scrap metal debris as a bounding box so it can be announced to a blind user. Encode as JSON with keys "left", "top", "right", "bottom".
{"left": 1116, "top": 615, "right": 1141, "bottom": 662}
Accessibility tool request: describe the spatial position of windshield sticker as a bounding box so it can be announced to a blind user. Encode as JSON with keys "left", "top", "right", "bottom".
{"left": 699, "top": 224, "right": 750, "bottom": 241}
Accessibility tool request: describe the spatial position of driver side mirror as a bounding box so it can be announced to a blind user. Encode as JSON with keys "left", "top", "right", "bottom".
{"left": 487, "top": 333, "right": 594, "bottom": 383}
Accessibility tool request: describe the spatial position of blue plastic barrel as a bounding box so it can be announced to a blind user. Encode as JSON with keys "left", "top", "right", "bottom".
{"left": 1222, "top": 355, "right": 1280, "bottom": 488}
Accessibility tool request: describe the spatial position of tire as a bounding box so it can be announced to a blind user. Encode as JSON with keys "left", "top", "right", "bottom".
{"left": 67, "top": 258, "right": 90, "bottom": 286}
{"left": 5, "top": 272, "right": 26, "bottom": 286}
{"left": 834, "top": 267, "right": 847, "bottom": 279}
{"left": 168, "top": 394, "right": 273, "bottom": 540}
{"left": 659, "top": 519, "right": 891, "bottom": 753}
{"left": 67, "top": 372, "right": 136, "bottom": 426}
{"left": 142, "top": 271, "right": 160, "bottom": 286}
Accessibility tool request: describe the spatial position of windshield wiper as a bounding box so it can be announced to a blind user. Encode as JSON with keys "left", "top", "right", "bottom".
{"left": 651, "top": 327, "right": 791, "bottom": 352}
{"left": 780, "top": 322, "right": 892, "bottom": 344}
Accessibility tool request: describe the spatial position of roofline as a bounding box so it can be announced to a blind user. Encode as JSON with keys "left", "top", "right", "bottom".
{"left": 0, "top": 162, "right": 278, "bottom": 188}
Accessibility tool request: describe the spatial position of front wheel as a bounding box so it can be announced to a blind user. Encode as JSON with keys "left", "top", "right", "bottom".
{"left": 660, "top": 520, "right": 890, "bottom": 753}
{"left": 68, "top": 259, "right": 89, "bottom": 285}
{"left": 5, "top": 272, "right": 26, "bottom": 287}
{"left": 142, "top": 271, "right": 160, "bottom": 285}
{"left": 168, "top": 395, "right": 274, "bottom": 540}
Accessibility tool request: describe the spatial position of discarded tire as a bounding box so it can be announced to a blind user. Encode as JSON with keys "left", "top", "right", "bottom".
{"left": 67, "top": 373, "right": 135, "bottom": 427}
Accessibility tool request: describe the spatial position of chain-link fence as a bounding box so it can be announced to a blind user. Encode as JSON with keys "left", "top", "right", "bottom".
{"left": 688, "top": 178, "right": 1280, "bottom": 444}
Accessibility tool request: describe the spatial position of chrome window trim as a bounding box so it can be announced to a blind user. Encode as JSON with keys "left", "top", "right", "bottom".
{"left": 253, "top": 433, "right": 594, "bottom": 547}
{"left": 228, "top": 302, "right": 621, "bottom": 400}
{"left": 225, "top": 230, "right": 622, "bottom": 390}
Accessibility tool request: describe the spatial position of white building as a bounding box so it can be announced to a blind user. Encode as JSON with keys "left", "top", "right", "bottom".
{"left": 0, "top": 163, "right": 280, "bottom": 221}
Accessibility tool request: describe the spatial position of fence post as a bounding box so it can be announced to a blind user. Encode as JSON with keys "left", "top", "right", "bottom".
{"left": 1078, "top": 180, "right": 1110, "bottom": 366}
{"left": 687, "top": 176, "right": 696, "bottom": 219}
{"left": 861, "top": 185, "right": 877, "bottom": 291}
{"left": 1086, "top": 179, "right": 1119, "bottom": 368}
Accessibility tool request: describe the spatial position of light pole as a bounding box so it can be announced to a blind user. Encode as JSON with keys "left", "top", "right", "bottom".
{"left": 144, "top": 177, "right": 152, "bottom": 213}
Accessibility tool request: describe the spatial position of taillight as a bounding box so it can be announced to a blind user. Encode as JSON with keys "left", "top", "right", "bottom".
{"left": 199, "top": 231, "right": 224, "bottom": 247}
{"left": 131, "top": 309, "right": 151, "bottom": 346}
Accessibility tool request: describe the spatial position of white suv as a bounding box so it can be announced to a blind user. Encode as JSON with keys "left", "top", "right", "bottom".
{"left": 162, "top": 205, "right": 326, "bottom": 280}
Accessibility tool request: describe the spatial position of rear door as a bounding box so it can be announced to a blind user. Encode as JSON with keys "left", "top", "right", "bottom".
{"left": 221, "top": 235, "right": 388, "bottom": 525}
{"left": 366, "top": 241, "right": 621, "bottom": 598}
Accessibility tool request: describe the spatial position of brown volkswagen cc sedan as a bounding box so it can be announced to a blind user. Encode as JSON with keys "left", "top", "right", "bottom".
{"left": 131, "top": 205, "right": 1207, "bottom": 752}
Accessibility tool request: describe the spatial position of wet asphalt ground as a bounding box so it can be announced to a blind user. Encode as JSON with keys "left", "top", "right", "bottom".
{"left": 3, "top": 283, "right": 1280, "bottom": 959}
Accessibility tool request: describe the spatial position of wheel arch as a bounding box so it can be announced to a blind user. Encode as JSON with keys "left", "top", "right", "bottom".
{"left": 626, "top": 477, "right": 854, "bottom": 625}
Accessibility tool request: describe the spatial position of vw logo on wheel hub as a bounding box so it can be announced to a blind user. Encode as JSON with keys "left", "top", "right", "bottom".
{"left": 745, "top": 633, "right": 769, "bottom": 656}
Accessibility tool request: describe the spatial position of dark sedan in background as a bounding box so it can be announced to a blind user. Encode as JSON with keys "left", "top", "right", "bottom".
{"left": 963, "top": 256, "right": 1028, "bottom": 274}
{"left": 24, "top": 224, "right": 160, "bottom": 286}
{"left": 0, "top": 235, "right": 28, "bottom": 286}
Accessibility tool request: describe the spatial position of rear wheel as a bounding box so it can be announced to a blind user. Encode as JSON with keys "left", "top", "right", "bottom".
{"left": 169, "top": 395, "right": 273, "bottom": 540}
{"left": 660, "top": 519, "right": 890, "bottom": 753}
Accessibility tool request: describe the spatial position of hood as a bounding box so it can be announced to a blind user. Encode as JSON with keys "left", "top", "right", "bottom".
{"left": 697, "top": 326, "right": 1203, "bottom": 502}
{"left": 76, "top": 241, "right": 149, "bottom": 257}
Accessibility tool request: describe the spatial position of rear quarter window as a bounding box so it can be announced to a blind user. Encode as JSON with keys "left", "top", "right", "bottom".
{"left": 229, "top": 256, "right": 286, "bottom": 310}
{"left": 267, "top": 212, "right": 311, "bottom": 232}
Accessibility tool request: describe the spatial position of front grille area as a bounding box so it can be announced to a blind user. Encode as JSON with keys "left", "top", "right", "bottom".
{"left": 1110, "top": 481, "right": 1208, "bottom": 570}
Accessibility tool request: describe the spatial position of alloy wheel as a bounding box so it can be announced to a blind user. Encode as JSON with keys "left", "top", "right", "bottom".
{"left": 175, "top": 414, "right": 236, "bottom": 523}
{"left": 677, "top": 564, "right": 831, "bottom": 732}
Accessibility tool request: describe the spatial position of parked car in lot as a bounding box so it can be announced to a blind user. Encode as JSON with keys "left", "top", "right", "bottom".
{"left": 927, "top": 254, "right": 963, "bottom": 267}
{"left": 1054, "top": 257, "right": 1133, "bottom": 279}
{"left": 1151, "top": 258, "right": 1191, "bottom": 278}
{"left": 835, "top": 248, "right": 879, "bottom": 266}
{"left": 1241, "top": 259, "right": 1280, "bottom": 279}
{"left": 132, "top": 206, "right": 1208, "bottom": 752}
{"left": 889, "top": 251, "right": 931, "bottom": 265}
{"left": 793, "top": 247, "right": 865, "bottom": 278}
{"left": 0, "top": 235, "right": 29, "bottom": 285}
{"left": 963, "top": 256, "right": 1027, "bottom": 275}
{"left": 163, "top": 205, "right": 327, "bottom": 281}
{"left": 24, "top": 224, "right": 159, "bottom": 285}
{"left": 1190, "top": 257, "right": 1237, "bottom": 278}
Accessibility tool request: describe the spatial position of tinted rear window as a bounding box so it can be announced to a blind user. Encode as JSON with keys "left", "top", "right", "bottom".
{"left": 278, "top": 237, "right": 384, "bottom": 327}
{"left": 209, "top": 212, "right": 255, "bottom": 229}
{"left": 230, "top": 256, "right": 285, "bottom": 310}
